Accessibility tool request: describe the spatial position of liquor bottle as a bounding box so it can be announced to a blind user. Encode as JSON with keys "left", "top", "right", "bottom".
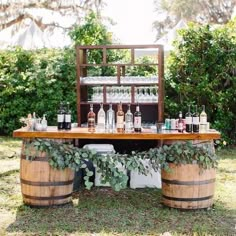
{"left": 57, "top": 102, "right": 65, "bottom": 130}
{"left": 106, "top": 103, "right": 115, "bottom": 133}
{"left": 64, "top": 102, "right": 71, "bottom": 130}
{"left": 97, "top": 103, "right": 106, "bottom": 133}
{"left": 185, "top": 105, "right": 192, "bottom": 133}
{"left": 178, "top": 111, "right": 184, "bottom": 133}
{"left": 125, "top": 104, "right": 133, "bottom": 133}
{"left": 134, "top": 104, "right": 142, "bottom": 133}
{"left": 116, "top": 102, "right": 124, "bottom": 133}
{"left": 200, "top": 105, "right": 207, "bottom": 133}
{"left": 32, "top": 112, "right": 36, "bottom": 131}
{"left": 192, "top": 105, "right": 199, "bottom": 133}
{"left": 41, "top": 114, "right": 47, "bottom": 131}
{"left": 87, "top": 104, "right": 96, "bottom": 132}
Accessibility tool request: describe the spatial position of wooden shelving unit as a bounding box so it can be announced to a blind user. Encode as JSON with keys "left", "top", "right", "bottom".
{"left": 75, "top": 45, "right": 164, "bottom": 127}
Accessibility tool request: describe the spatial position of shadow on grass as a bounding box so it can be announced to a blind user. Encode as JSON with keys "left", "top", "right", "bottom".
{"left": 6, "top": 188, "right": 236, "bottom": 236}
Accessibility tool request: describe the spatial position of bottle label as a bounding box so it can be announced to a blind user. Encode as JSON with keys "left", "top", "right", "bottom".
{"left": 57, "top": 114, "right": 64, "bottom": 122}
{"left": 200, "top": 117, "right": 207, "bottom": 124}
{"left": 117, "top": 115, "right": 124, "bottom": 128}
{"left": 65, "top": 114, "right": 71, "bottom": 123}
{"left": 178, "top": 123, "right": 183, "bottom": 130}
{"left": 192, "top": 117, "right": 199, "bottom": 125}
{"left": 98, "top": 117, "right": 105, "bottom": 125}
{"left": 185, "top": 117, "right": 192, "bottom": 124}
{"left": 134, "top": 117, "right": 142, "bottom": 128}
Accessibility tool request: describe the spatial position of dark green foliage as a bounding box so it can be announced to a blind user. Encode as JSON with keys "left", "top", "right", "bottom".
{"left": 0, "top": 47, "right": 77, "bottom": 135}
{"left": 165, "top": 21, "right": 236, "bottom": 144}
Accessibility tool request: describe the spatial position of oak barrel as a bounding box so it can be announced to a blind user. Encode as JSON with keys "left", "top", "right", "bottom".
{"left": 20, "top": 143, "right": 74, "bottom": 207}
{"left": 161, "top": 163, "right": 216, "bottom": 209}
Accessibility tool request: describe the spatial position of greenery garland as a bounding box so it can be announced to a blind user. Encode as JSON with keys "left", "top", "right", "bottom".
{"left": 24, "top": 139, "right": 218, "bottom": 191}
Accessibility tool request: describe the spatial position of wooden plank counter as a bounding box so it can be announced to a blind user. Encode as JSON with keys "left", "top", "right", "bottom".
{"left": 13, "top": 126, "right": 221, "bottom": 140}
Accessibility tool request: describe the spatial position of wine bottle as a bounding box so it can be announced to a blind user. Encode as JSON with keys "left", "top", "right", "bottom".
{"left": 200, "top": 105, "right": 207, "bottom": 133}
{"left": 125, "top": 104, "right": 133, "bottom": 133}
{"left": 57, "top": 102, "right": 65, "bottom": 130}
{"left": 64, "top": 102, "right": 72, "bottom": 130}
{"left": 178, "top": 111, "right": 184, "bottom": 133}
{"left": 106, "top": 103, "right": 115, "bottom": 133}
{"left": 97, "top": 103, "right": 106, "bottom": 133}
{"left": 192, "top": 105, "right": 199, "bottom": 133}
{"left": 116, "top": 102, "right": 124, "bottom": 133}
{"left": 134, "top": 104, "right": 142, "bottom": 133}
{"left": 185, "top": 105, "right": 192, "bottom": 133}
{"left": 87, "top": 104, "right": 96, "bottom": 132}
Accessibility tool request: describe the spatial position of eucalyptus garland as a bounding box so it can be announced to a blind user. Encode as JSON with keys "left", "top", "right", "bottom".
{"left": 23, "top": 139, "right": 218, "bottom": 191}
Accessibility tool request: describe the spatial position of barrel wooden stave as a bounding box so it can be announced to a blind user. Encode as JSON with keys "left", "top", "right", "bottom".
{"left": 161, "top": 163, "right": 216, "bottom": 209}
{"left": 20, "top": 143, "right": 74, "bottom": 207}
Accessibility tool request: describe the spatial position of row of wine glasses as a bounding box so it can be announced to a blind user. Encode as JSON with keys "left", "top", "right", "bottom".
{"left": 89, "top": 86, "right": 158, "bottom": 103}
{"left": 81, "top": 76, "right": 158, "bottom": 85}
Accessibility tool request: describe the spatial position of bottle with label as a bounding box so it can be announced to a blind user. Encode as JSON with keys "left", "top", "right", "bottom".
{"left": 116, "top": 102, "right": 124, "bottom": 133}
{"left": 87, "top": 104, "right": 96, "bottom": 132}
{"left": 178, "top": 111, "right": 184, "bottom": 133}
{"left": 106, "top": 103, "right": 115, "bottom": 133}
{"left": 134, "top": 104, "right": 142, "bottom": 133}
{"left": 97, "top": 103, "right": 106, "bottom": 133}
{"left": 57, "top": 102, "right": 65, "bottom": 130}
{"left": 192, "top": 105, "right": 199, "bottom": 133}
{"left": 125, "top": 104, "right": 133, "bottom": 133}
{"left": 64, "top": 102, "right": 71, "bottom": 130}
{"left": 200, "top": 105, "right": 207, "bottom": 133}
{"left": 41, "top": 114, "right": 47, "bottom": 131}
{"left": 185, "top": 105, "right": 192, "bottom": 133}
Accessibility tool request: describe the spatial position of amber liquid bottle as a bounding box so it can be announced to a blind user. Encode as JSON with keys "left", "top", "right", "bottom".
{"left": 87, "top": 104, "right": 96, "bottom": 132}
{"left": 116, "top": 102, "right": 124, "bottom": 133}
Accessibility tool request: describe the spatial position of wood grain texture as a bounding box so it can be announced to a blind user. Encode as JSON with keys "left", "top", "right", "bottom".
{"left": 161, "top": 163, "right": 216, "bottom": 209}
{"left": 13, "top": 126, "right": 221, "bottom": 140}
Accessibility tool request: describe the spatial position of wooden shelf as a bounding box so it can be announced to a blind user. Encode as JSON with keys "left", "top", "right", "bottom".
{"left": 13, "top": 127, "right": 221, "bottom": 140}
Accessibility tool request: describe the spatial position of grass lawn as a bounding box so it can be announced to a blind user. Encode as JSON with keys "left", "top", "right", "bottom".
{"left": 0, "top": 136, "right": 235, "bottom": 236}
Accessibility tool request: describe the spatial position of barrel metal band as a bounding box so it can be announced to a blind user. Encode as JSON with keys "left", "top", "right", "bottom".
{"left": 162, "top": 195, "right": 213, "bottom": 202}
{"left": 161, "top": 178, "right": 215, "bottom": 185}
{"left": 21, "top": 155, "right": 49, "bottom": 162}
{"left": 21, "top": 178, "right": 73, "bottom": 186}
{"left": 22, "top": 193, "right": 71, "bottom": 200}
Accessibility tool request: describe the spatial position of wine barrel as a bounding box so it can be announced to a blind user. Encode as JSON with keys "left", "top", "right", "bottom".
{"left": 161, "top": 163, "right": 216, "bottom": 209}
{"left": 20, "top": 142, "right": 74, "bottom": 207}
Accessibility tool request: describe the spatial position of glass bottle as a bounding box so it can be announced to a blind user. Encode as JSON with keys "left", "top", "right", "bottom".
{"left": 106, "top": 103, "right": 115, "bottom": 133}
{"left": 87, "top": 104, "right": 96, "bottom": 133}
{"left": 185, "top": 105, "right": 192, "bottom": 133}
{"left": 134, "top": 104, "right": 142, "bottom": 133}
{"left": 57, "top": 102, "right": 65, "bottom": 130}
{"left": 125, "top": 104, "right": 133, "bottom": 133}
{"left": 64, "top": 102, "right": 71, "bottom": 130}
{"left": 178, "top": 111, "right": 184, "bottom": 133}
{"left": 97, "top": 103, "right": 106, "bottom": 133}
{"left": 116, "top": 102, "right": 124, "bottom": 133}
{"left": 192, "top": 105, "right": 199, "bottom": 133}
{"left": 41, "top": 114, "right": 48, "bottom": 131}
{"left": 200, "top": 105, "right": 207, "bottom": 133}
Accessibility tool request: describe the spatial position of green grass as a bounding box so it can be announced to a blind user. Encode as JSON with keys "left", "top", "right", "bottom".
{"left": 0, "top": 136, "right": 236, "bottom": 236}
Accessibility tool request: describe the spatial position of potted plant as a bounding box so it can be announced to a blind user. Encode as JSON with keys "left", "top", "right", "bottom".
{"left": 146, "top": 141, "right": 218, "bottom": 210}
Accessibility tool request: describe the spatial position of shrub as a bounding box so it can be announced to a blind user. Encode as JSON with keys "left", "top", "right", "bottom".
{"left": 165, "top": 20, "right": 236, "bottom": 144}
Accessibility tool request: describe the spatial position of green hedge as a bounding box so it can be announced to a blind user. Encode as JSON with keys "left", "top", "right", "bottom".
{"left": 165, "top": 21, "right": 236, "bottom": 144}
{"left": 0, "top": 47, "right": 77, "bottom": 135}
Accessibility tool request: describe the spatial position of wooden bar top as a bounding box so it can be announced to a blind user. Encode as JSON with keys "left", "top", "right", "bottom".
{"left": 13, "top": 126, "right": 221, "bottom": 140}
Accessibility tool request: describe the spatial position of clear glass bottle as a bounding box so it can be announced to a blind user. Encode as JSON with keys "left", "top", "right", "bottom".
{"left": 134, "top": 104, "right": 142, "bottom": 133}
{"left": 41, "top": 114, "right": 47, "bottom": 131}
{"left": 57, "top": 102, "right": 65, "bottom": 130}
{"left": 97, "top": 103, "right": 106, "bottom": 133}
{"left": 185, "top": 105, "right": 192, "bottom": 133}
{"left": 116, "top": 102, "right": 124, "bottom": 133}
{"left": 87, "top": 104, "right": 96, "bottom": 133}
{"left": 200, "top": 105, "right": 207, "bottom": 133}
{"left": 178, "top": 111, "right": 184, "bottom": 133}
{"left": 64, "top": 102, "right": 71, "bottom": 130}
{"left": 192, "top": 105, "right": 199, "bottom": 133}
{"left": 106, "top": 103, "right": 115, "bottom": 133}
{"left": 125, "top": 104, "right": 133, "bottom": 133}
